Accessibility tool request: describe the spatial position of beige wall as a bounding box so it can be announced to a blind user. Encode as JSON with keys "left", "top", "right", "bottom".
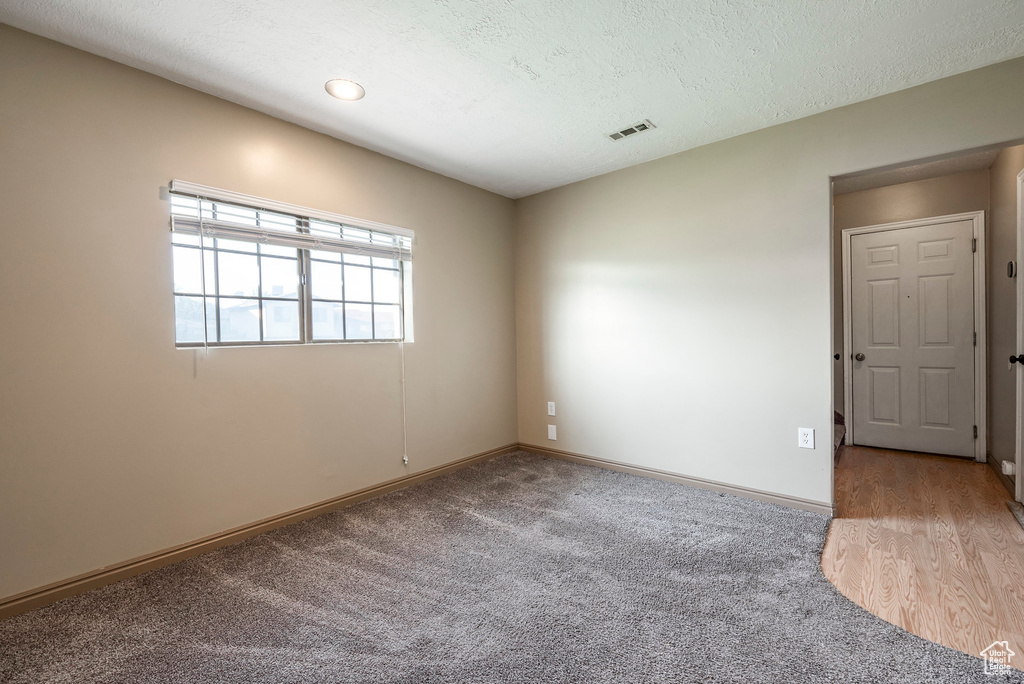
{"left": 831, "top": 170, "right": 991, "bottom": 415}
{"left": 833, "top": 170, "right": 991, "bottom": 231}
{"left": 989, "top": 145, "right": 1024, "bottom": 467}
{"left": 0, "top": 26, "right": 517, "bottom": 600}
{"left": 515, "top": 57, "right": 1024, "bottom": 507}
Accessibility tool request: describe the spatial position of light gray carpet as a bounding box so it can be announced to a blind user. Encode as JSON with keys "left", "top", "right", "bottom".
{"left": 1, "top": 452, "right": 1020, "bottom": 683}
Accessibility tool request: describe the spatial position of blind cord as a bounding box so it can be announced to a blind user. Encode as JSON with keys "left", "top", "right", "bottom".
{"left": 198, "top": 203, "right": 209, "bottom": 356}
{"left": 400, "top": 337, "right": 409, "bottom": 466}
{"left": 399, "top": 335, "right": 407, "bottom": 464}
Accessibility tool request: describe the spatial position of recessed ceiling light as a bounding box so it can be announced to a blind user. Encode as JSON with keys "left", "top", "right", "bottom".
{"left": 325, "top": 79, "right": 365, "bottom": 101}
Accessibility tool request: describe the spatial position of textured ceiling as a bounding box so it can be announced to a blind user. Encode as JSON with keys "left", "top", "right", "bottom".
{"left": 3, "top": 1, "right": 1024, "bottom": 198}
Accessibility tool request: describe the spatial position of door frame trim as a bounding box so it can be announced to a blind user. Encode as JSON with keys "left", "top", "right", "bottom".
{"left": 841, "top": 211, "right": 987, "bottom": 462}
{"left": 1016, "top": 170, "right": 1024, "bottom": 500}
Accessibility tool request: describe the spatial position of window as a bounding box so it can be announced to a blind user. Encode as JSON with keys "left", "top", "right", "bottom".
{"left": 307, "top": 222, "right": 404, "bottom": 341}
{"left": 169, "top": 182, "right": 412, "bottom": 347}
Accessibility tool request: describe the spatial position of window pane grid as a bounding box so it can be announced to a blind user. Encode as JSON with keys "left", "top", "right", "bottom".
{"left": 171, "top": 226, "right": 301, "bottom": 346}
{"left": 308, "top": 261, "right": 403, "bottom": 342}
{"left": 172, "top": 195, "right": 405, "bottom": 347}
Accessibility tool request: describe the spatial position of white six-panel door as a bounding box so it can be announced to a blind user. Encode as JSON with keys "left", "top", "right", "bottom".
{"left": 847, "top": 217, "right": 979, "bottom": 458}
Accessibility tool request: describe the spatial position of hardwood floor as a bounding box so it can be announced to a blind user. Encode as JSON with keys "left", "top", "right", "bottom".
{"left": 822, "top": 445, "right": 1024, "bottom": 669}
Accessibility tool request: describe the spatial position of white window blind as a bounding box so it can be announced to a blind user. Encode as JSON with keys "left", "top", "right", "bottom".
{"left": 168, "top": 180, "right": 413, "bottom": 261}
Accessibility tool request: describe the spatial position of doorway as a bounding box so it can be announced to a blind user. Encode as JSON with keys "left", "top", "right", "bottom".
{"left": 841, "top": 212, "right": 986, "bottom": 460}
{"left": 831, "top": 142, "right": 1024, "bottom": 503}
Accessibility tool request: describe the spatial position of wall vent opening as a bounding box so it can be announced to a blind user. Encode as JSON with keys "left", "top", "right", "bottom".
{"left": 607, "top": 119, "right": 656, "bottom": 141}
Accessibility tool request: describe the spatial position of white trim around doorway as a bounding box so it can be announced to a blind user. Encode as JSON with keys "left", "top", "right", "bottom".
{"left": 1016, "top": 170, "right": 1024, "bottom": 501}
{"left": 841, "top": 211, "right": 987, "bottom": 462}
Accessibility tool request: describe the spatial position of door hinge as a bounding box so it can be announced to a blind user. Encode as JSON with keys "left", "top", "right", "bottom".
{"left": 972, "top": 238, "right": 977, "bottom": 252}
{"left": 974, "top": 331, "right": 977, "bottom": 346}
{"left": 974, "top": 425, "right": 978, "bottom": 439}
{"left": 300, "top": 273, "right": 307, "bottom": 285}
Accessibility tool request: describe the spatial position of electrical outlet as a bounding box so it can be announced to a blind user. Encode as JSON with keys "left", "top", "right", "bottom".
{"left": 798, "top": 428, "right": 814, "bottom": 449}
{"left": 547, "top": 402, "right": 556, "bottom": 416}
{"left": 548, "top": 424, "right": 557, "bottom": 441}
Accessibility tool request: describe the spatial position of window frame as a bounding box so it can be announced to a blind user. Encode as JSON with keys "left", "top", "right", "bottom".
{"left": 171, "top": 194, "right": 409, "bottom": 349}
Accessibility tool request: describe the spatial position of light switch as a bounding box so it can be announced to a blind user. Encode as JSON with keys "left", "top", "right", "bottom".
{"left": 548, "top": 425, "right": 557, "bottom": 441}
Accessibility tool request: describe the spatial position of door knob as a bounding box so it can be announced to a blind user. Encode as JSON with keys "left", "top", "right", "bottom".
{"left": 1011, "top": 355, "right": 1024, "bottom": 365}
{"left": 854, "top": 353, "right": 866, "bottom": 362}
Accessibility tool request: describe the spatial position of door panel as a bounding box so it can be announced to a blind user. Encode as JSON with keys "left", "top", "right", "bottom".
{"left": 869, "top": 244, "right": 899, "bottom": 265}
{"left": 919, "top": 367, "right": 954, "bottom": 427}
{"left": 869, "top": 367, "right": 900, "bottom": 424}
{"left": 869, "top": 279, "right": 899, "bottom": 346}
{"left": 919, "top": 275, "right": 952, "bottom": 345}
{"left": 850, "top": 219, "right": 975, "bottom": 457}
{"left": 918, "top": 238, "right": 953, "bottom": 261}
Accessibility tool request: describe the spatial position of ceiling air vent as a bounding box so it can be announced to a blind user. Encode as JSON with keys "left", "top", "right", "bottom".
{"left": 608, "top": 119, "right": 656, "bottom": 141}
